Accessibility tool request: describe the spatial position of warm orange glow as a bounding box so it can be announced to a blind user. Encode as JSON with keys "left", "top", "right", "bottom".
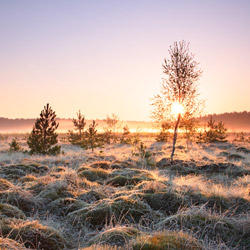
{"left": 172, "top": 102, "right": 184, "bottom": 116}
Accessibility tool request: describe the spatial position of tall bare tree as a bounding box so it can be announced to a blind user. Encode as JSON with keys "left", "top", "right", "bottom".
{"left": 151, "top": 41, "right": 204, "bottom": 161}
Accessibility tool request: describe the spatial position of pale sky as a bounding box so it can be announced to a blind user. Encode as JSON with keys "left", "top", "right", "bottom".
{"left": 0, "top": 0, "right": 249, "bottom": 121}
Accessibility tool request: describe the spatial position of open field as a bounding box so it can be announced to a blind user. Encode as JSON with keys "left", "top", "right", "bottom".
{"left": 1, "top": 134, "right": 250, "bottom": 249}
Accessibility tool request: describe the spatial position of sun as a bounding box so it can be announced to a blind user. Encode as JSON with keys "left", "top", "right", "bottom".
{"left": 171, "top": 102, "right": 185, "bottom": 116}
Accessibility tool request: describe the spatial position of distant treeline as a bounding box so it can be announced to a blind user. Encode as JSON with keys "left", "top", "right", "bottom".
{"left": 198, "top": 111, "right": 250, "bottom": 131}
{"left": 0, "top": 117, "right": 154, "bottom": 133}
{"left": 1, "top": 111, "right": 250, "bottom": 132}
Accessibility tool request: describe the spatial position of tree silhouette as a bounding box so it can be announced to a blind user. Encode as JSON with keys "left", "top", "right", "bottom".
{"left": 27, "top": 103, "right": 60, "bottom": 155}
{"left": 151, "top": 41, "right": 204, "bottom": 161}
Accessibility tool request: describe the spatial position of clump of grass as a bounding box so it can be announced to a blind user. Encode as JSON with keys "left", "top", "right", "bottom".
{"left": 81, "top": 245, "right": 121, "bottom": 250}
{"left": 88, "top": 226, "right": 138, "bottom": 247}
{"left": 135, "top": 181, "right": 167, "bottom": 193}
{"left": 78, "top": 168, "right": 109, "bottom": 182}
{"left": 19, "top": 175, "right": 38, "bottom": 184}
{"left": 140, "top": 189, "right": 184, "bottom": 214}
{"left": 157, "top": 206, "right": 239, "bottom": 248}
{"left": 227, "top": 153, "right": 245, "bottom": 161}
{"left": 0, "top": 178, "right": 14, "bottom": 191}
{"left": 0, "top": 203, "right": 26, "bottom": 219}
{"left": 0, "top": 188, "right": 40, "bottom": 216}
{"left": 132, "top": 230, "right": 204, "bottom": 250}
{"left": 0, "top": 237, "right": 29, "bottom": 250}
{"left": 90, "top": 161, "right": 111, "bottom": 169}
{"left": 68, "top": 196, "right": 154, "bottom": 228}
{"left": 78, "top": 190, "right": 107, "bottom": 203}
{"left": 38, "top": 180, "right": 74, "bottom": 203}
{"left": 0, "top": 218, "right": 65, "bottom": 250}
{"left": 48, "top": 197, "right": 87, "bottom": 216}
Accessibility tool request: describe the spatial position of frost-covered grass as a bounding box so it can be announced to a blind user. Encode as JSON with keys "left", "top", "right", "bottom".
{"left": 0, "top": 134, "right": 250, "bottom": 249}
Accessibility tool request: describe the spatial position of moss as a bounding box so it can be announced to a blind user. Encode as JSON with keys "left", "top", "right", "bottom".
{"left": 0, "top": 218, "right": 65, "bottom": 250}
{"left": 0, "top": 178, "right": 14, "bottom": 191}
{"left": 48, "top": 198, "right": 87, "bottom": 216}
{"left": 132, "top": 231, "right": 203, "bottom": 250}
{"left": 0, "top": 203, "right": 26, "bottom": 219}
{"left": 78, "top": 168, "right": 109, "bottom": 182}
{"left": 88, "top": 226, "right": 138, "bottom": 247}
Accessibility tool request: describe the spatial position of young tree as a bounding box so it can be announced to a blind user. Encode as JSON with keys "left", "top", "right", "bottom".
{"left": 82, "top": 120, "right": 102, "bottom": 152}
{"left": 103, "top": 113, "right": 120, "bottom": 143}
{"left": 27, "top": 103, "right": 61, "bottom": 155}
{"left": 73, "top": 110, "right": 86, "bottom": 140}
{"left": 199, "top": 117, "right": 227, "bottom": 143}
{"left": 151, "top": 41, "right": 204, "bottom": 161}
{"left": 68, "top": 110, "right": 86, "bottom": 145}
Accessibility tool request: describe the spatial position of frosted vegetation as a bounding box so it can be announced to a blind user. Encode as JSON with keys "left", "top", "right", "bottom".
{"left": 1, "top": 132, "right": 250, "bottom": 250}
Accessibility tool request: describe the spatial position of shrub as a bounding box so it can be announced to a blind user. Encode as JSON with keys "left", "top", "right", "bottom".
{"left": 68, "top": 110, "right": 86, "bottom": 145}
{"left": 120, "top": 126, "right": 132, "bottom": 144}
{"left": 81, "top": 120, "right": 103, "bottom": 152}
{"left": 27, "top": 103, "right": 61, "bottom": 155}
{"left": 155, "top": 122, "right": 171, "bottom": 142}
{"left": 9, "top": 138, "right": 22, "bottom": 152}
{"left": 197, "top": 117, "right": 227, "bottom": 143}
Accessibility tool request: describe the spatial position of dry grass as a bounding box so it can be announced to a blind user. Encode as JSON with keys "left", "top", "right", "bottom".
{"left": 0, "top": 135, "right": 250, "bottom": 249}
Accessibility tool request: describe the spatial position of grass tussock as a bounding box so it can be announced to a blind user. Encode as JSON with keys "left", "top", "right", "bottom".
{"left": 1, "top": 136, "right": 250, "bottom": 249}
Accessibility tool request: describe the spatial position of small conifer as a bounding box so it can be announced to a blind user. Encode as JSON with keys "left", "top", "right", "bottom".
{"left": 27, "top": 103, "right": 61, "bottom": 155}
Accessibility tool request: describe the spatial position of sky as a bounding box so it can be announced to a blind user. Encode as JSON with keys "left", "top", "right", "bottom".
{"left": 0, "top": 0, "right": 250, "bottom": 121}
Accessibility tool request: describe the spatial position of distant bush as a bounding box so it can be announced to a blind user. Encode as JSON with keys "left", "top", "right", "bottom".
{"left": 68, "top": 110, "right": 86, "bottom": 145}
{"left": 27, "top": 103, "right": 61, "bottom": 155}
{"left": 9, "top": 138, "right": 22, "bottom": 152}
{"left": 81, "top": 120, "right": 103, "bottom": 152}
{"left": 120, "top": 125, "right": 132, "bottom": 144}
{"left": 103, "top": 113, "right": 120, "bottom": 143}
{"left": 155, "top": 122, "right": 171, "bottom": 142}
{"left": 197, "top": 117, "right": 227, "bottom": 143}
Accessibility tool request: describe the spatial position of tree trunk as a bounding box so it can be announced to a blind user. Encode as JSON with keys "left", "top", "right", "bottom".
{"left": 170, "top": 113, "right": 181, "bottom": 162}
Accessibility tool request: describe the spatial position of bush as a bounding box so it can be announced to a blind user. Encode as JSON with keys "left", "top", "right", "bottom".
{"left": 197, "top": 117, "right": 227, "bottom": 143}
{"left": 9, "top": 138, "right": 22, "bottom": 152}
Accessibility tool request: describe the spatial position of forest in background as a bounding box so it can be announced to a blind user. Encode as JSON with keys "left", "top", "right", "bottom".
{"left": 1, "top": 111, "right": 250, "bottom": 133}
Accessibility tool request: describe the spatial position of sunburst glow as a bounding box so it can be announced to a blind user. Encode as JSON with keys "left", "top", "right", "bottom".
{"left": 172, "top": 102, "right": 185, "bottom": 116}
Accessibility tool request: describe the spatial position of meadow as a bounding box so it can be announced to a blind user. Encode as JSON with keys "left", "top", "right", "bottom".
{"left": 1, "top": 133, "right": 250, "bottom": 249}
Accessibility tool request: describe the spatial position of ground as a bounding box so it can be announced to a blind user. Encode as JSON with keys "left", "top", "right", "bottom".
{"left": 0, "top": 133, "right": 250, "bottom": 249}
